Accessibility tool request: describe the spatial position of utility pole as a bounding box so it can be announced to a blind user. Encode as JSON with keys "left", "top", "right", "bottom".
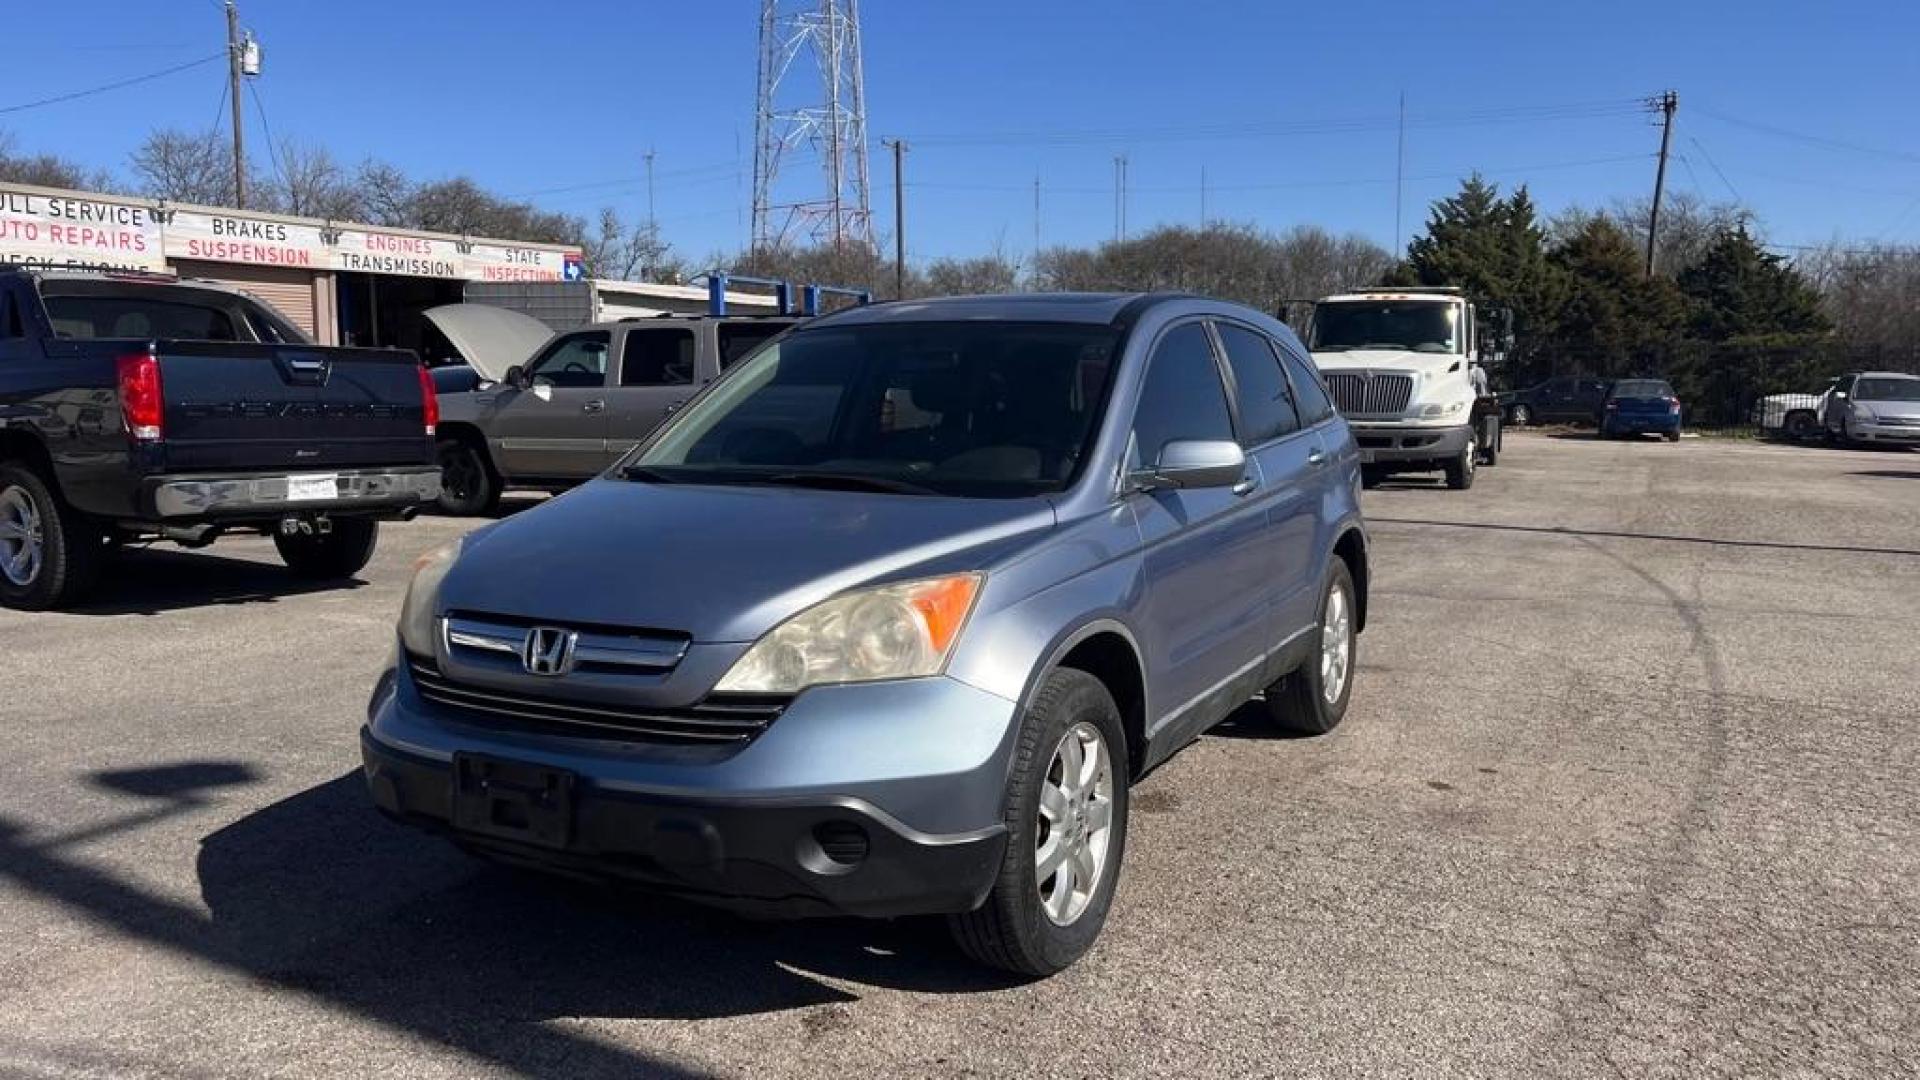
{"left": 1112, "top": 155, "right": 1129, "bottom": 242}
{"left": 225, "top": 0, "right": 246, "bottom": 208}
{"left": 1033, "top": 174, "right": 1041, "bottom": 256}
{"left": 644, "top": 148, "right": 657, "bottom": 230}
{"left": 883, "top": 139, "right": 906, "bottom": 298}
{"left": 1200, "top": 166, "right": 1208, "bottom": 226}
{"left": 1646, "top": 89, "right": 1679, "bottom": 277}
{"left": 1393, "top": 90, "right": 1406, "bottom": 253}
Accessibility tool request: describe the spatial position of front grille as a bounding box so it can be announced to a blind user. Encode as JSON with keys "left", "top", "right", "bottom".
{"left": 443, "top": 612, "right": 690, "bottom": 676}
{"left": 1325, "top": 373, "right": 1414, "bottom": 416}
{"left": 408, "top": 658, "right": 784, "bottom": 745}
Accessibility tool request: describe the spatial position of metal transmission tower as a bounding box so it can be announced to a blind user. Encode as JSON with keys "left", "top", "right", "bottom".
{"left": 753, "top": 0, "right": 873, "bottom": 253}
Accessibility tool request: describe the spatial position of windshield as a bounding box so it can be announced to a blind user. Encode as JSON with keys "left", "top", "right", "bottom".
{"left": 1609, "top": 380, "right": 1673, "bottom": 399}
{"left": 1309, "top": 300, "right": 1459, "bottom": 354}
{"left": 1855, "top": 377, "right": 1920, "bottom": 402}
{"left": 629, "top": 320, "right": 1121, "bottom": 497}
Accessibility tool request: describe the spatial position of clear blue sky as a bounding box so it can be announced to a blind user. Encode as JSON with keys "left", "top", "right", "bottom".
{"left": 5, "top": 0, "right": 1917, "bottom": 265}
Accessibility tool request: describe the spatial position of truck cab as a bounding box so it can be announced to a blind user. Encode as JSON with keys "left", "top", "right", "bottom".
{"left": 1306, "top": 288, "right": 1505, "bottom": 489}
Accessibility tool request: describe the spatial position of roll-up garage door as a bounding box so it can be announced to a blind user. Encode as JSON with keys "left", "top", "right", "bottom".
{"left": 169, "top": 259, "right": 322, "bottom": 341}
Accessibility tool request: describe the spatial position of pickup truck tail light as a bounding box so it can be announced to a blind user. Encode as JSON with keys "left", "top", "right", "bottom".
{"left": 1666, "top": 397, "right": 1682, "bottom": 415}
{"left": 417, "top": 364, "right": 439, "bottom": 437}
{"left": 116, "top": 351, "right": 164, "bottom": 441}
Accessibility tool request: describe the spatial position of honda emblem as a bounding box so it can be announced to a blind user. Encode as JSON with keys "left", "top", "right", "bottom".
{"left": 521, "top": 626, "right": 578, "bottom": 676}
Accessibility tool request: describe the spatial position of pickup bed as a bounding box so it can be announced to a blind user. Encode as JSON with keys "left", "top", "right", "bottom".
{"left": 0, "top": 267, "right": 440, "bottom": 610}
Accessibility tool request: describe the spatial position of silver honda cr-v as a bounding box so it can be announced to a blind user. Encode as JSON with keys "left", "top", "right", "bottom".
{"left": 363, "top": 292, "right": 1369, "bottom": 976}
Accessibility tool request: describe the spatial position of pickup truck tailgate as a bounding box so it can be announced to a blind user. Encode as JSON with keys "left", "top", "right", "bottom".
{"left": 155, "top": 340, "right": 432, "bottom": 472}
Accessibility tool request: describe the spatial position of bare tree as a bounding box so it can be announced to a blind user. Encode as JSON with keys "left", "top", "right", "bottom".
{"left": 1032, "top": 223, "right": 1389, "bottom": 315}
{"left": 1800, "top": 244, "right": 1920, "bottom": 355}
{"left": 1605, "top": 190, "right": 1748, "bottom": 277}
{"left": 266, "top": 142, "right": 361, "bottom": 220}
{"left": 354, "top": 160, "right": 415, "bottom": 227}
{"left": 917, "top": 251, "right": 1020, "bottom": 297}
{"left": 129, "top": 129, "right": 245, "bottom": 205}
{"left": 581, "top": 207, "right": 685, "bottom": 282}
{"left": 0, "top": 131, "right": 108, "bottom": 190}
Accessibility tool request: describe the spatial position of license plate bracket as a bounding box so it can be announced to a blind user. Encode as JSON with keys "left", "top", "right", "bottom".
{"left": 451, "top": 754, "right": 576, "bottom": 850}
{"left": 286, "top": 473, "right": 339, "bottom": 501}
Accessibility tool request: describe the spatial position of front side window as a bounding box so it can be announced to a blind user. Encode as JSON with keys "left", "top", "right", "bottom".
{"left": 527, "top": 331, "right": 610, "bottom": 388}
{"left": 634, "top": 321, "right": 1120, "bottom": 497}
{"left": 1215, "top": 323, "right": 1300, "bottom": 445}
{"left": 1130, "top": 323, "right": 1234, "bottom": 469}
{"left": 620, "top": 328, "right": 695, "bottom": 387}
{"left": 1309, "top": 301, "right": 1459, "bottom": 354}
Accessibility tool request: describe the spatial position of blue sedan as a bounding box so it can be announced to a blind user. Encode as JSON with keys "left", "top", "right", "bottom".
{"left": 1600, "top": 379, "right": 1683, "bottom": 441}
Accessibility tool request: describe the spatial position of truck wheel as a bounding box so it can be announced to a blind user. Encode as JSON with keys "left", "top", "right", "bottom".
{"left": 1262, "top": 558, "right": 1357, "bottom": 735}
{"left": 436, "top": 437, "right": 501, "bottom": 516}
{"left": 1784, "top": 411, "right": 1816, "bottom": 440}
{"left": 0, "top": 463, "right": 102, "bottom": 611}
{"left": 949, "top": 668, "right": 1130, "bottom": 977}
{"left": 1444, "top": 433, "right": 1477, "bottom": 490}
{"left": 275, "top": 518, "right": 379, "bottom": 580}
{"left": 1508, "top": 404, "right": 1532, "bottom": 427}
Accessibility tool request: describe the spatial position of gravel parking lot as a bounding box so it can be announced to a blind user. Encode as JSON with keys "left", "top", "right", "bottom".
{"left": 2, "top": 433, "right": 1916, "bottom": 1079}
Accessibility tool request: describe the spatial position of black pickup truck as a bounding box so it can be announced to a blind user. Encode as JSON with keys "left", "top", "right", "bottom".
{"left": 0, "top": 266, "right": 440, "bottom": 610}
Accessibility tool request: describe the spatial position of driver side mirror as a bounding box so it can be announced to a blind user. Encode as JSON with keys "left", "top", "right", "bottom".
{"left": 1130, "top": 439, "right": 1247, "bottom": 492}
{"left": 503, "top": 365, "right": 529, "bottom": 389}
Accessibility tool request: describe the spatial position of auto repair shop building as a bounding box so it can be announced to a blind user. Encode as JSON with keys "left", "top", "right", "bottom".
{"left": 0, "top": 180, "right": 584, "bottom": 357}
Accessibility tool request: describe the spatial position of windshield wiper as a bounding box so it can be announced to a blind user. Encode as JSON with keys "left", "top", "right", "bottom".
{"left": 620, "top": 464, "right": 680, "bottom": 484}
{"left": 763, "top": 472, "right": 940, "bottom": 496}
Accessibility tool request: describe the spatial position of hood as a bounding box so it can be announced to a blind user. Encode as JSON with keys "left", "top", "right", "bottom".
{"left": 1856, "top": 395, "right": 1920, "bottom": 419}
{"left": 422, "top": 303, "right": 557, "bottom": 382}
{"left": 439, "top": 479, "right": 1057, "bottom": 642}
{"left": 1310, "top": 348, "right": 1465, "bottom": 374}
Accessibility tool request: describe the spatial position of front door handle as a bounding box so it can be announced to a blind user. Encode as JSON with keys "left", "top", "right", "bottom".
{"left": 1232, "top": 476, "right": 1259, "bottom": 497}
{"left": 582, "top": 399, "right": 606, "bottom": 413}
{"left": 1307, "top": 448, "right": 1327, "bottom": 466}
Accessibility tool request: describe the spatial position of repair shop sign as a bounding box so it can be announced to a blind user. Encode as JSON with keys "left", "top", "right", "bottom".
{"left": 465, "top": 242, "right": 572, "bottom": 282}
{"left": 333, "top": 230, "right": 462, "bottom": 278}
{"left": 0, "top": 187, "right": 166, "bottom": 272}
{"left": 165, "top": 210, "right": 329, "bottom": 268}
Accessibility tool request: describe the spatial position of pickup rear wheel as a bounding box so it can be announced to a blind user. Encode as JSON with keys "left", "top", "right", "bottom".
{"left": 275, "top": 518, "right": 378, "bottom": 580}
{"left": 0, "top": 463, "right": 101, "bottom": 611}
{"left": 948, "top": 668, "right": 1129, "bottom": 977}
{"left": 436, "top": 437, "right": 501, "bottom": 517}
{"left": 1261, "top": 558, "right": 1357, "bottom": 735}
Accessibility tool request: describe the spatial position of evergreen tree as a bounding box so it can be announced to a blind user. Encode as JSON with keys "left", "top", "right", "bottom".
{"left": 1677, "top": 224, "right": 1830, "bottom": 342}
{"left": 1545, "top": 217, "right": 1685, "bottom": 376}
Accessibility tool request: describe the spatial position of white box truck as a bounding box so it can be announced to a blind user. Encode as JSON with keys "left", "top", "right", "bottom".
{"left": 1307, "top": 287, "right": 1508, "bottom": 489}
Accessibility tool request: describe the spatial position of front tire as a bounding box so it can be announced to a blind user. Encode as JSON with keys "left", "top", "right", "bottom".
{"left": 436, "top": 437, "right": 501, "bottom": 516}
{"left": 1508, "top": 404, "right": 1532, "bottom": 427}
{"left": 274, "top": 518, "right": 378, "bottom": 580}
{"left": 0, "top": 463, "right": 102, "bottom": 611}
{"left": 1261, "top": 558, "right": 1358, "bottom": 735}
{"left": 949, "top": 668, "right": 1129, "bottom": 977}
{"left": 1444, "top": 432, "right": 1477, "bottom": 490}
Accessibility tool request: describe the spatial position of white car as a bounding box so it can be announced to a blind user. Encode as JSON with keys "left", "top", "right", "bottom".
{"left": 1752, "top": 381, "right": 1835, "bottom": 440}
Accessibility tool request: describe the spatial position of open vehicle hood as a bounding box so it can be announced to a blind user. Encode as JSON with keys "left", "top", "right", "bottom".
{"left": 441, "top": 479, "right": 1057, "bottom": 644}
{"left": 422, "top": 303, "right": 556, "bottom": 383}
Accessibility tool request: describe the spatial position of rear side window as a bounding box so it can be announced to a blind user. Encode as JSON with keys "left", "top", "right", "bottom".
{"left": 620, "top": 328, "right": 695, "bottom": 387}
{"left": 718, "top": 322, "right": 785, "bottom": 370}
{"left": 41, "top": 296, "right": 239, "bottom": 341}
{"left": 1215, "top": 323, "right": 1301, "bottom": 445}
{"left": 1274, "top": 341, "right": 1334, "bottom": 425}
{"left": 1130, "top": 322, "right": 1234, "bottom": 468}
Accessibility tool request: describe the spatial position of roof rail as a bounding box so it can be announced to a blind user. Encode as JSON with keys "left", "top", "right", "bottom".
{"left": 705, "top": 271, "right": 873, "bottom": 317}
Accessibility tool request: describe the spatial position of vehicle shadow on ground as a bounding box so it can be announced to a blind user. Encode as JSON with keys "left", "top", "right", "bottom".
{"left": 1850, "top": 469, "right": 1920, "bottom": 480}
{"left": 66, "top": 547, "right": 364, "bottom": 617}
{"left": 1203, "top": 697, "right": 1320, "bottom": 741}
{"left": 0, "top": 764, "right": 1020, "bottom": 1077}
{"left": 425, "top": 494, "right": 549, "bottom": 522}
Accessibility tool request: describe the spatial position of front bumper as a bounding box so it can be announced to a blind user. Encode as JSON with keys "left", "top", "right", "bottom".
{"left": 362, "top": 661, "right": 1020, "bottom": 918}
{"left": 1849, "top": 420, "right": 1920, "bottom": 444}
{"left": 1351, "top": 423, "right": 1472, "bottom": 467}
{"left": 144, "top": 466, "right": 440, "bottom": 520}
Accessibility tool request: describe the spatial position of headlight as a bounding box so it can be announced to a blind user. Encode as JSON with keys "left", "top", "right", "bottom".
{"left": 715, "top": 574, "right": 983, "bottom": 695}
{"left": 1419, "top": 401, "right": 1467, "bottom": 418}
{"left": 398, "top": 538, "right": 462, "bottom": 656}
{"left": 1851, "top": 402, "right": 1875, "bottom": 421}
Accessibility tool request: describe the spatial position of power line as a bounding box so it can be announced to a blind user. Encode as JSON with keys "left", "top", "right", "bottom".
{"left": 904, "top": 153, "right": 1654, "bottom": 197}
{"left": 1696, "top": 106, "right": 1920, "bottom": 165}
{"left": 248, "top": 82, "right": 287, "bottom": 186}
{"left": 0, "top": 52, "right": 224, "bottom": 116}
{"left": 1684, "top": 133, "right": 1743, "bottom": 204}
{"left": 896, "top": 97, "right": 1649, "bottom": 149}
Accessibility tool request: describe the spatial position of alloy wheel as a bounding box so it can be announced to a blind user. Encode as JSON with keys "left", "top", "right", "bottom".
{"left": 1321, "top": 582, "right": 1353, "bottom": 705}
{"left": 0, "top": 485, "right": 45, "bottom": 587}
{"left": 1035, "top": 721, "right": 1116, "bottom": 927}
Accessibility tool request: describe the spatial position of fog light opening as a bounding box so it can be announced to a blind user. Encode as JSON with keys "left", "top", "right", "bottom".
{"left": 812, "top": 821, "right": 871, "bottom": 867}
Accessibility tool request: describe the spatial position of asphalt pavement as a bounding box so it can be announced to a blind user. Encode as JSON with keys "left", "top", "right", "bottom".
{"left": 2, "top": 432, "right": 1916, "bottom": 1079}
